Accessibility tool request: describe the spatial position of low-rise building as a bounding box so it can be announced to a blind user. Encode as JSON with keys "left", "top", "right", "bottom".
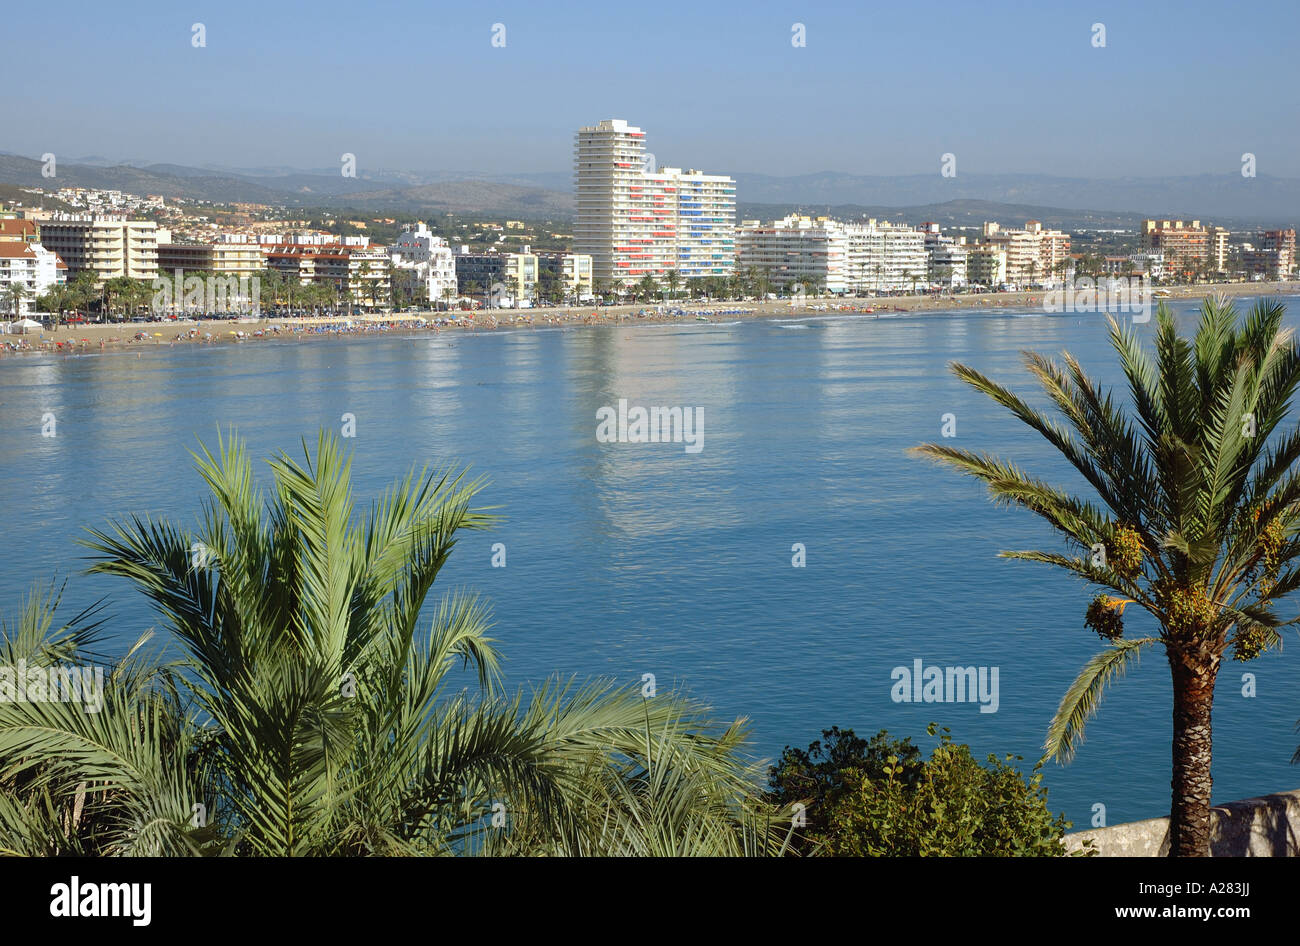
{"left": 264, "top": 243, "right": 391, "bottom": 307}
{"left": 0, "top": 242, "right": 66, "bottom": 315}
{"left": 156, "top": 241, "right": 265, "bottom": 278}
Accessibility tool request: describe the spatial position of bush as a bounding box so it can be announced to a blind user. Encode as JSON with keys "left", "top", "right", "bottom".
{"left": 770, "top": 724, "right": 1073, "bottom": 856}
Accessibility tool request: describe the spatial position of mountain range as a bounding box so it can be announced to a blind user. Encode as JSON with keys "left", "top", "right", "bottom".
{"left": 3, "top": 153, "right": 1298, "bottom": 229}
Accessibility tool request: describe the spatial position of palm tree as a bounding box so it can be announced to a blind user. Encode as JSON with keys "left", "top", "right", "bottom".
{"left": 912, "top": 298, "right": 1300, "bottom": 857}
{"left": 3, "top": 282, "right": 32, "bottom": 318}
{"left": 0, "top": 431, "right": 776, "bottom": 855}
{"left": 664, "top": 269, "right": 680, "bottom": 302}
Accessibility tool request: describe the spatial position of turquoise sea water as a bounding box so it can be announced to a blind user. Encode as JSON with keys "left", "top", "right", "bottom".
{"left": 2, "top": 297, "right": 1299, "bottom": 830}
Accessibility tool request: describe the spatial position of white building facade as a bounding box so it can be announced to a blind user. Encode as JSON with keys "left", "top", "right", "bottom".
{"left": 388, "top": 222, "right": 457, "bottom": 305}
{"left": 736, "top": 216, "right": 848, "bottom": 294}
{"left": 0, "top": 242, "right": 65, "bottom": 315}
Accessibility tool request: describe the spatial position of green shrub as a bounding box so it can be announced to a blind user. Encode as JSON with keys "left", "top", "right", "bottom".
{"left": 770, "top": 724, "right": 1073, "bottom": 856}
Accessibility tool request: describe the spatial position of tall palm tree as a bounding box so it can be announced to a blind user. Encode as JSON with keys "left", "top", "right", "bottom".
{"left": 1, "top": 431, "right": 773, "bottom": 855}
{"left": 3, "top": 282, "right": 32, "bottom": 318}
{"left": 912, "top": 298, "right": 1300, "bottom": 857}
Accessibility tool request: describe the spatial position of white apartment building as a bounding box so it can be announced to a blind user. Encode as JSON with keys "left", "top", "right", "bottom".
{"left": 37, "top": 215, "right": 158, "bottom": 284}
{"left": 736, "top": 216, "right": 848, "bottom": 294}
{"left": 842, "top": 220, "right": 928, "bottom": 293}
{"left": 575, "top": 119, "right": 735, "bottom": 287}
{"left": 0, "top": 242, "right": 65, "bottom": 315}
{"left": 388, "top": 222, "right": 457, "bottom": 305}
{"left": 737, "top": 216, "right": 928, "bottom": 294}
{"left": 981, "top": 221, "right": 1071, "bottom": 287}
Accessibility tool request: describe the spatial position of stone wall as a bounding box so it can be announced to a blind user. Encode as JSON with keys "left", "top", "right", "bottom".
{"left": 1064, "top": 788, "right": 1300, "bottom": 856}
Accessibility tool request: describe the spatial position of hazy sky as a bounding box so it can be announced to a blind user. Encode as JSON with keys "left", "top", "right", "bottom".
{"left": 7, "top": 0, "right": 1299, "bottom": 178}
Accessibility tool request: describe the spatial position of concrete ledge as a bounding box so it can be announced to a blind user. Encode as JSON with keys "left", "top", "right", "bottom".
{"left": 1064, "top": 788, "right": 1300, "bottom": 856}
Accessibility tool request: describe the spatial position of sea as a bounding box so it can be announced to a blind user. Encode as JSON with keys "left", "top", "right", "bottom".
{"left": 3, "top": 295, "right": 1299, "bottom": 831}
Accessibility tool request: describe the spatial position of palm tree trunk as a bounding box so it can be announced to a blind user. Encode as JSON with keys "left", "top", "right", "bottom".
{"left": 1167, "top": 644, "right": 1219, "bottom": 856}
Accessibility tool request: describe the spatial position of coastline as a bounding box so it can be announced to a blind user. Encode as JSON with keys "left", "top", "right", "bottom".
{"left": 5, "top": 279, "right": 1300, "bottom": 360}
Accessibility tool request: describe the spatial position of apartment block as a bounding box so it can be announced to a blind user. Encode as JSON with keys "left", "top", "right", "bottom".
{"left": 843, "top": 219, "right": 928, "bottom": 293}
{"left": 0, "top": 242, "right": 66, "bottom": 314}
{"left": 574, "top": 119, "right": 735, "bottom": 287}
{"left": 736, "top": 216, "right": 848, "bottom": 294}
{"left": 156, "top": 242, "right": 266, "bottom": 278}
{"left": 503, "top": 248, "right": 539, "bottom": 301}
{"left": 388, "top": 222, "right": 458, "bottom": 304}
{"left": 737, "top": 215, "right": 930, "bottom": 294}
{"left": 926, "top": 241, "right": 968, "bottom": 288}
{"left": 452, "top": 248, "right": 508, "bottom": 296}
{"left": 538, "top": 252, "right": 594, "bottom": 298}
{"left": 37, "top": 215, "right": 158, "bottom": 283}
{"left": 263, "top": 243, "right": 390, "bottom": 305}
{"left": 1248, "top": 229, "right": 1297, "bottom": 278}
{"left": 1141, "top": 220, "right": 1229, "bottom": 278}
{"left": 963, "top": 242, "right": 1008, "bottom": 287}
{"left": 980, "top": 221, "right": 1070, "bottom": 286}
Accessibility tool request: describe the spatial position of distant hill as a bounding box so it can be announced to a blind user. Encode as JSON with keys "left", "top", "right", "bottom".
{"left": 729, "top": 172, "right": 1300, "bottom": 228}
{"left": 736, "top": 199, "right": 1153, "bottom": 233}
{"left": 4, "top": 152, "right": 1298, "bottom": 229}
{"left": 0, "top": 154, "right": 572, "bottom": 217}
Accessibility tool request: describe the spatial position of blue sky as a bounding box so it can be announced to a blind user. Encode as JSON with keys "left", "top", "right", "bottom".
{"left": 6, "top": 0, "right": 1299, "bottom": 178}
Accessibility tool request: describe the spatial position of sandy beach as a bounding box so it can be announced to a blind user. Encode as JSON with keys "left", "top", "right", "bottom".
{"left": 5, "top": 280, "right": 1300, "bottom": 359}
